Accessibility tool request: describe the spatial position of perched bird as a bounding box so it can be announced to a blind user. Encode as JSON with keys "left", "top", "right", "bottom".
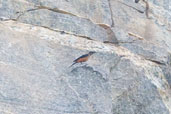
{"left": 69, "top": 51, "right": 96, "bottom": 67}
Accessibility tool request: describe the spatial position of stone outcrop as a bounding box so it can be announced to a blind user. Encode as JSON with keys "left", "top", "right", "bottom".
{"left": 0, "top": 0, "right": 170, "bottom": 114}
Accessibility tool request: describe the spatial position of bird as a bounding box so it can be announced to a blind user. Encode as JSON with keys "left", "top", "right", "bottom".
{"left": 69, "top": 51, "right": 96, "bottom": 67}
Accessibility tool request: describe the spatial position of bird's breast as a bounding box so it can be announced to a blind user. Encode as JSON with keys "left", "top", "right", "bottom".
{"left": 77, "top": 56, "right": 89, "bottom": 62}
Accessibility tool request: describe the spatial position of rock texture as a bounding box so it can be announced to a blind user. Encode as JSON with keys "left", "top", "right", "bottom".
{"left": 0, "top": 0, "right": 170, "bottom": 114}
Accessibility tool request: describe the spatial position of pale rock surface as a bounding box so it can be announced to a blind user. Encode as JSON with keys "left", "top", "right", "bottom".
{"left": 0, "top": 0, "right": 170, "bottom": 114}
{"left": 26, "top": 0, "right": 113, "bottom": 26}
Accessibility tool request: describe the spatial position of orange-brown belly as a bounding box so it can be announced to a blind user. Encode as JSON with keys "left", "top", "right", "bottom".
{"left": 77, "top": 57, "right": 88, "bottom": 63}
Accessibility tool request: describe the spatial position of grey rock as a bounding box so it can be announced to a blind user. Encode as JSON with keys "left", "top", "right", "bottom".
{"left": 110, "top": 58, "right": 169, "bottom": 114}
{"left": 161, "top": 65, "right": 171, "bottom": 86}
{"left": 26, "top": 0, "right": 113, "bottom": 26}
{"left": 150, "top": 0, "right": 171, "bottom": 11}
{"left": 0, "top": 0, "right": 35, "bottom": 20}
{"left": 111, "top": 0, "right": 171, "bottom": 64}
{"left": 0, "top": 22, "right": 115, "bottom": 113}
{"left": 0, "top": 0, "right": 171, "bottom": 114}
{"left": 17, "top": 9, "right": 108, "bottom": 42}
{"left": 0, "top": 0, "right": 108, "bottom": 42}
{"left": 121, "top": 40, "right": 170, "bottom": 64}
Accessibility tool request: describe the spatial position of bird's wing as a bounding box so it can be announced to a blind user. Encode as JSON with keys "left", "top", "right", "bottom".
{"left": 73, "top": 54, "right": 89, "bottom": 62}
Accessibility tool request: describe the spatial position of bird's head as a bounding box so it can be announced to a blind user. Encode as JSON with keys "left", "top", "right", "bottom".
{"left": 88, "top": 51, "right": 96, "bottom": 55}
{"left": 135, "top": 0, "right": 140, "bottom": 3}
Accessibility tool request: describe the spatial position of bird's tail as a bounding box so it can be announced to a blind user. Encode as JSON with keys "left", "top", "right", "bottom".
{"left": 69, "top": 62, "right": 76, "bottom": 68}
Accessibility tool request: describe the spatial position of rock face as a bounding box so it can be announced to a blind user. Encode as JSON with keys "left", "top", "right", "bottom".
{"left": 0, "top": 0, "right": 170, "bottom": 114}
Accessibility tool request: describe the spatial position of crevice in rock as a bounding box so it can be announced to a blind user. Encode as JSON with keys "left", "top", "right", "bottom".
{"left": 0, "top": 2, "right": 118, "bottom": 43}
{"left": 135, "top": 0, "right": 150, "bottom": 18}
{"left": 142, "top": 0, "right": 150, "bottom": 18}
{"left": 33, "top": 5, "right": 77, "bottom": 16}
{"left": 15, "top": 5, "right": 81, "bottom": 20}
{"left": 1, "top": 19, "right": 119, "bottom": 47}
{"left": 13, "top": 5, "right": 115, "bottom": 42}
{"left": 16, "top": 5, "right": 112, "bottom": 30}
{"left": 15, "top": 6, "right": 76, "bottom": 20}
{"left": 0, "top": 18, "right": 93, "bottom": 41}
{"left": 117, "top": 39, "right": 140, "bottom": 44}
{"left": 118, "top": 1, "right": 144, "bottom": 14}
{"left": 35, "top": 5, "right": 111, "bottom": 28}
{"left": 145, "top": 58, "right": 166, "bottom": 65}
{"left": 107, "top": 0, "right": 115, "bottom": 27}
{"left": 35, "top": 25, "right": 93, "bottom": 41}
{"left": 117, "top": 41, "right": 135, "bottom": 44}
